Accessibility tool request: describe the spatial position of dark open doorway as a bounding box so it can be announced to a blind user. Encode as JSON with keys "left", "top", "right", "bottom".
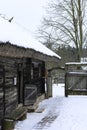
{"left": 18, "top": 64, "right": 24, "bottom": 104}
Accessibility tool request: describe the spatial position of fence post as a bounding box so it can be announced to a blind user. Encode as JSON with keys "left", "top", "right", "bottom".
{"left": 65, "top": 73, "right": 68, "bottom": 97}
{"left": 46, "top": 71, "right": 52, "bottom": 98}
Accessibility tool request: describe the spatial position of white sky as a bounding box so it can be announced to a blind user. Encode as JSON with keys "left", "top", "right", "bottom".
{"left": 0, "top": 0, "right": 49, "bottom": 35}
{"left": 0, "top": 17, "right": 61, "bottom": 59}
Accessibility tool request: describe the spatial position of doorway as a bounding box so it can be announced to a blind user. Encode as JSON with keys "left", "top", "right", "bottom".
{"left": 18, "top": 64, "right": 24, "bottom": 104}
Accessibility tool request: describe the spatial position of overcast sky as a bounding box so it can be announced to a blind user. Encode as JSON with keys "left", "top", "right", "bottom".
{"left": 0, "top": 0, "right": 49, "bottom": 36}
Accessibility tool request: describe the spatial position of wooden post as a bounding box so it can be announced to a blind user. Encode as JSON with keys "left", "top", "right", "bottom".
{"left": 65, "top": 73, "right": 68, "bottom": 97}
{"left": 46, "top": 71, "right": 52, "bottom": 98}
{"left": 2, "top": 119, "right": 15, "bottom": 130}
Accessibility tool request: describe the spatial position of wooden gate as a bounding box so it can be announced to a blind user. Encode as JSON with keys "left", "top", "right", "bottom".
{"left": 24, "top": 84, "right": 37, "bottom": 105}
{"left": 65, "top": 62, "right": 87, "bottom": 97}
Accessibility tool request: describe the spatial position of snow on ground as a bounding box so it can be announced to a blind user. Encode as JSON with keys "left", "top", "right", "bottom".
{"left": 14, "top": 84, "right": 87, "bottom": 130}
{"left": 52, "top": 83, "right": 65, "bottom": 97}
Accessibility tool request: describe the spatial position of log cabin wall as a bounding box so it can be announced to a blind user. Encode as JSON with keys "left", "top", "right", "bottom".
{"left": 0, "top": 56, "right": 46, "bottom": 124}
{"left": 0, "top": 56, "right": 23, "bottom": 125}
{"left": 0, "top": 65, "right": 4, "bottom": 126}
{"left": 0, "top": 57, "right": 20, "bottom": 114}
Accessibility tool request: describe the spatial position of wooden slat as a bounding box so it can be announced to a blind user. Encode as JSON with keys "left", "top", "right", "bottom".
{"left": 65, "top": 71, "right": 87, "bottom": 97}
{"left": 24, "top": 84, "right": 37, "bottom": 105}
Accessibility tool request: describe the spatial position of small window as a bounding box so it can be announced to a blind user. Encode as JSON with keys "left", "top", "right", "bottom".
{"left": 39, "top": 64, "right": 41, "bottom": 77}
{"left": 31, "top": 67, "right": 33, "bottom": 79}
{"left": 14, "top": 77, "right": 17, "bottom": 85}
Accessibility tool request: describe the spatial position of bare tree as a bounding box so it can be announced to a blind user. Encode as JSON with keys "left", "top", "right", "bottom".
{"left": 37, "top": 0, "right": 87, "bottom": 61}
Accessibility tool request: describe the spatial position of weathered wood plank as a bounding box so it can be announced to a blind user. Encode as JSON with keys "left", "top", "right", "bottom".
{"left": 65, "top": 62, "right": 87, "bottom": 96}
{"left": 5, "top": 106, "right": 27, "bottom": 121}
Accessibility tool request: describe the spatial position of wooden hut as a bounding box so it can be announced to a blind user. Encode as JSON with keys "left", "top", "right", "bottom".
{"left": 0, "top": 17, "right": 61, "bottom": 128}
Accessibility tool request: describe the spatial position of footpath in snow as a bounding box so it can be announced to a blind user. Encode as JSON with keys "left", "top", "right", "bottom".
{"left": 14, "top": 84, "right": 87, "bottom": 130}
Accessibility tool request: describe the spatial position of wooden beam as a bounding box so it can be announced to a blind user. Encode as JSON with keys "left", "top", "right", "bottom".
{"left": 0, "top": 42, "right": 60, "bottom": 62}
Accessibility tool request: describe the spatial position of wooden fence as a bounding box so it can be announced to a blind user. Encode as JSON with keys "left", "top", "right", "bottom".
{"left": 65, "top": 62, "right": 87, "bottom": 97}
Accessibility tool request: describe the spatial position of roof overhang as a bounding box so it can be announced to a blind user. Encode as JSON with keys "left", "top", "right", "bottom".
{"left": 0, "top": 42, "right": 61, "bottom": 62}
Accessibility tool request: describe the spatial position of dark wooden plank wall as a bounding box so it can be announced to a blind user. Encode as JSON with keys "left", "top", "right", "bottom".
{"left": 5, "top": 64, "right": 18, "bottom": 115}
{"left": 0, "top": 57, "right": 45, "bottom": 124}
{"left": 0, "top": 67, "right": 4, "bottom": 125}
{"left": 0, "top": 57, "right": 18, "bottom": 116}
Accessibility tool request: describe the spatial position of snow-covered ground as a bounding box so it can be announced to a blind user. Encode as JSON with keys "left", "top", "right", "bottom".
{"left": 14, "top": 84, "right": 87, "bottom": 130}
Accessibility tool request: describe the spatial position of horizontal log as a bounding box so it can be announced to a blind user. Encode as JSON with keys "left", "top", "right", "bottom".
{"left": 66, "top": 72, "right": 87, "bottom": 76}
{"left": 5, "top": 106, "right": 27, "bottom": 121}
{"left": 66, "top": 89, "right": 87, "bottom": 96}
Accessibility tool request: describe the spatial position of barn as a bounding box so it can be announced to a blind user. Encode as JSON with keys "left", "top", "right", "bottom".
{"left": 0, "top": 17, "right": 61, "bottom": 128}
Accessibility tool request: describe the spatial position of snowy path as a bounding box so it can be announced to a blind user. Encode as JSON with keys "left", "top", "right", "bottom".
{"left": 14, "top": 84, "right": 87, "bottom": 130}
{"left": 32, "top": 97, "right": 62, "bottom": 130}
{"left": 48, "top": 96, "right": 87, "bottom": 130}
{"left": 32, "top": 112, "right": 57, "bottom": 130}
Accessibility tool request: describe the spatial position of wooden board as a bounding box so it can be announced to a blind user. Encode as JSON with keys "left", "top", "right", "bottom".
{"left": 24, "top": 84, "right": 37, "bottom": 105}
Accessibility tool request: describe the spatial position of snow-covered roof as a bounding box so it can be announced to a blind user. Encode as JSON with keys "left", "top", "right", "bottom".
{"left": 65, "top": 62, "right": 87, "bottom": 65}
{"left": 0, "top": 17, "right": 61, "bottom": 60}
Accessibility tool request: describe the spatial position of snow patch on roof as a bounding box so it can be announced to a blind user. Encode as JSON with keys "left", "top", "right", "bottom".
{"left": 65, "top": 62, "right": 87, "bottom": 65}
{"left": 0, "top": 17, "right": 61, "bottom": 59}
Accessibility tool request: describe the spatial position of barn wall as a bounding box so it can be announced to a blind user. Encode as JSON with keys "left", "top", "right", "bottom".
{"left": 0, "top": 57, "right": 20, "bottom": 114}
{"left": 0, "top": 66, "right": 4, "bottom": 126}
{"left": 5, "top": 62, "right": 18, "bottom": 115}
{"left": 0, "top": 56, "right": 46, "bottom": 124}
